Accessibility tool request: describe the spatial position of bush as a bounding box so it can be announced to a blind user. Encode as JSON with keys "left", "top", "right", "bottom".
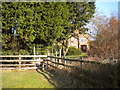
{"left": 2, "top": 50, "right": 30, "bottom": 55}
{"left": 19, "top": 49, "right": 30, "bottom": 55}
{"left": 67, "top": 46, "right": 82, "bottom": 55}
{"left": 2, "top": 50, "right": 14, "bottom": 55}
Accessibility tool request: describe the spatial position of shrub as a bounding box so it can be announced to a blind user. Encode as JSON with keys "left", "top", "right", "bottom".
{"left": 19, "top": 49, "right": 30, "bottom": 55}
{"left": 67, "top": 46, "right": 82, "bottom": 55}
{"left": 2, "top": 50, "right": 14, "bottom": 55}
{"left": 1, "top": 49, "right": 29, "bottom": 55}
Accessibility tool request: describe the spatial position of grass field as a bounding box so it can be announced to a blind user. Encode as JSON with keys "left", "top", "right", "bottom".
{"left": 2, "top": 70, "right": 54, "bottom": 88}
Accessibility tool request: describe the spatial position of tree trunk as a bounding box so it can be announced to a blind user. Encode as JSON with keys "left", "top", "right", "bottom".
{"left": 77, "top": 37, "right": 80, "bottom": 49}
{"left": 61, "top": 39, "right": 69, "bottom": 57}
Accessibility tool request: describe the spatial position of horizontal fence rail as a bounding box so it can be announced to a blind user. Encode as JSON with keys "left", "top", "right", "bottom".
{"left": 0, "top": 60, "right": 45, "bottom": 62}
{"left": 47, "top": 56, "right": 118, "bottom": 65}
{"left": 0, "top": 55, "right": 47, "bottom": 57}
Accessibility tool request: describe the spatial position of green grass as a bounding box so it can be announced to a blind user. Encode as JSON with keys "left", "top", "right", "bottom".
{"left": 2, "top": 70, "right": 54, "bottom": 88}
{"left": 66, "top": 53, "right": 88, "bottom": 58}
{"left": 0, "top": 71, "right": 2, "bottom": 89}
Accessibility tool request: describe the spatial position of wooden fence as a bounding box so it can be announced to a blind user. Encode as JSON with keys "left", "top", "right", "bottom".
{"left": 46, "top": 56, "right": 119, "bottom": 69}
{"left": 1, "top": 55, "right": 118, "bottom": 70}
{"left": 0, "top": 55, "right": 47, "bottom": 70}
{"left": 46, "top": 56, "right": 101, "bottom": 69}
{"left": 45, "top": 56, "right": 119, "bottom": 88}
{"left": 0, "top": 55, "right": 119, "bottom": 87}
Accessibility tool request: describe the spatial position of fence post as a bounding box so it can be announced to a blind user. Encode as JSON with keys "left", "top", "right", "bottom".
{"left": 19, "top": 55, "right": 21, "bottom": 70}
{"left": 65, "top": 60, "right": 66, "bottom": 65}
{"left": 57, "top": 58, "right": 59, "bottom": 67}
{"left": 47, "top": 49, "right": 50, "bottom": 56}
{"left": 64, "top": 57, "right": 67, "bottom": 69}
{"left": 34, "top": 55, "right": 36, "bottom": 68}
{"left": 55, "top": 57, "right": 56, "bottom": 67}
{"left": 59, "top": 49, "right": 61, "bottom": 57}
{"left": 50, "top": 57, "right": 53, "bottom": 68}
{"left": 80, "top": 57, "right": 83, "bottom": 70}
{"left": 80, "top": 61, "right": 83, "bottom": 87}
{"left": 56, "top": 51, "right": 57, "bottom": 57}
{"left": 39, "top": 56, "right": 41, "bottom": 65}
{"left": 59, "top": 58, "right": 61, "bottom": 63}
{"left": 34, "top": 45, "right": 36, "bottom": 68}
{"left": 46, "top": 59, "right": 48, "bottom": 69}
{"left": 53, "top": 57, "right": 55, "bottom": 68}
{"left": 43, "top": 63, "right": 45, "bottom": 71}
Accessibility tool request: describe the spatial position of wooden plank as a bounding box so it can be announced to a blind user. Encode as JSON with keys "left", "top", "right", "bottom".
{"left": 0, "top": 55, "right": 47, "bottom": 58}
{"left": 0, "top": 64, "right": 19, "bottom": 66}
{"left": 48, "top": 56, "right": 81, "bottom": 62}
{"left": 47, "top": 59, "right": 65, "bottom": 65}
{"left": 0, "top": 68, "right": 16, "bottom": 70}
{"left": 0, "top": 60, "right": 19, "bottom": 62}
{"left": 47, "top": 59, "right": 80, "bottom": 70}
{"left": 21, "top": 67, "right": 38, "bottom": 69}
{"left": 47, "top": 63, "right": 57, "bottom": 69}
{"left": 20, "top": 60, "right": 41, "bottom": 62}
{"left": 0, "top": 67, "right": 37, "bottom": 70}
{"left": 48, "top": 56, "right": 101, "bottom": 64}
{"left": 0, "top": 56, "right": 18, "bottom": 57}
{"left": 80, "top": 60, "right": 101, "bottom": 64}
{"left": 47, "top": 62, "right": 80, "bottom": 70}
{"left": 0, "top": 60, "right": 42, "bottom": 62}
{"left": 0, "top": 64, "right": 35, "bottom": 66}
{"left": 21, "top": 55, "right": 47, "bottom": 57}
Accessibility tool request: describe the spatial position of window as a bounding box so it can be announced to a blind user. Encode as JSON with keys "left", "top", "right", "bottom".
{"left": 80, "top": 38, "right": 87, "bottom": 42}
{"left": 71, "top": 37, "right": 74, "bottom": 41}
{"left": 71, "top": 37, "right": 77, "bottom": 42}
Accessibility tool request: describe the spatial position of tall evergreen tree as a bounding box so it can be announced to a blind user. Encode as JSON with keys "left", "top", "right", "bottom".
{"left": 1, "top": 2, "right": 95, "bottom": 55}
{"left": 1, "top": 2, "right": 70, "bottom": 55}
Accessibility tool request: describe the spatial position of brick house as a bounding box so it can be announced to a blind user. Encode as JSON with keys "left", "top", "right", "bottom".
{"left": 68, "top": 34, "right": 91, "bottom": 52}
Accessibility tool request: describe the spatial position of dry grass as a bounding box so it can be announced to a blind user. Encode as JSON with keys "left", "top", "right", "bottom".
{"left": 45, "top": 61, "right": 119, "bottom": 88}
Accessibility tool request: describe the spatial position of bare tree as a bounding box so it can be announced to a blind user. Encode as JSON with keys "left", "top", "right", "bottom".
{"left": 89, "top": 16, "right": 119, "bottom": 60}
